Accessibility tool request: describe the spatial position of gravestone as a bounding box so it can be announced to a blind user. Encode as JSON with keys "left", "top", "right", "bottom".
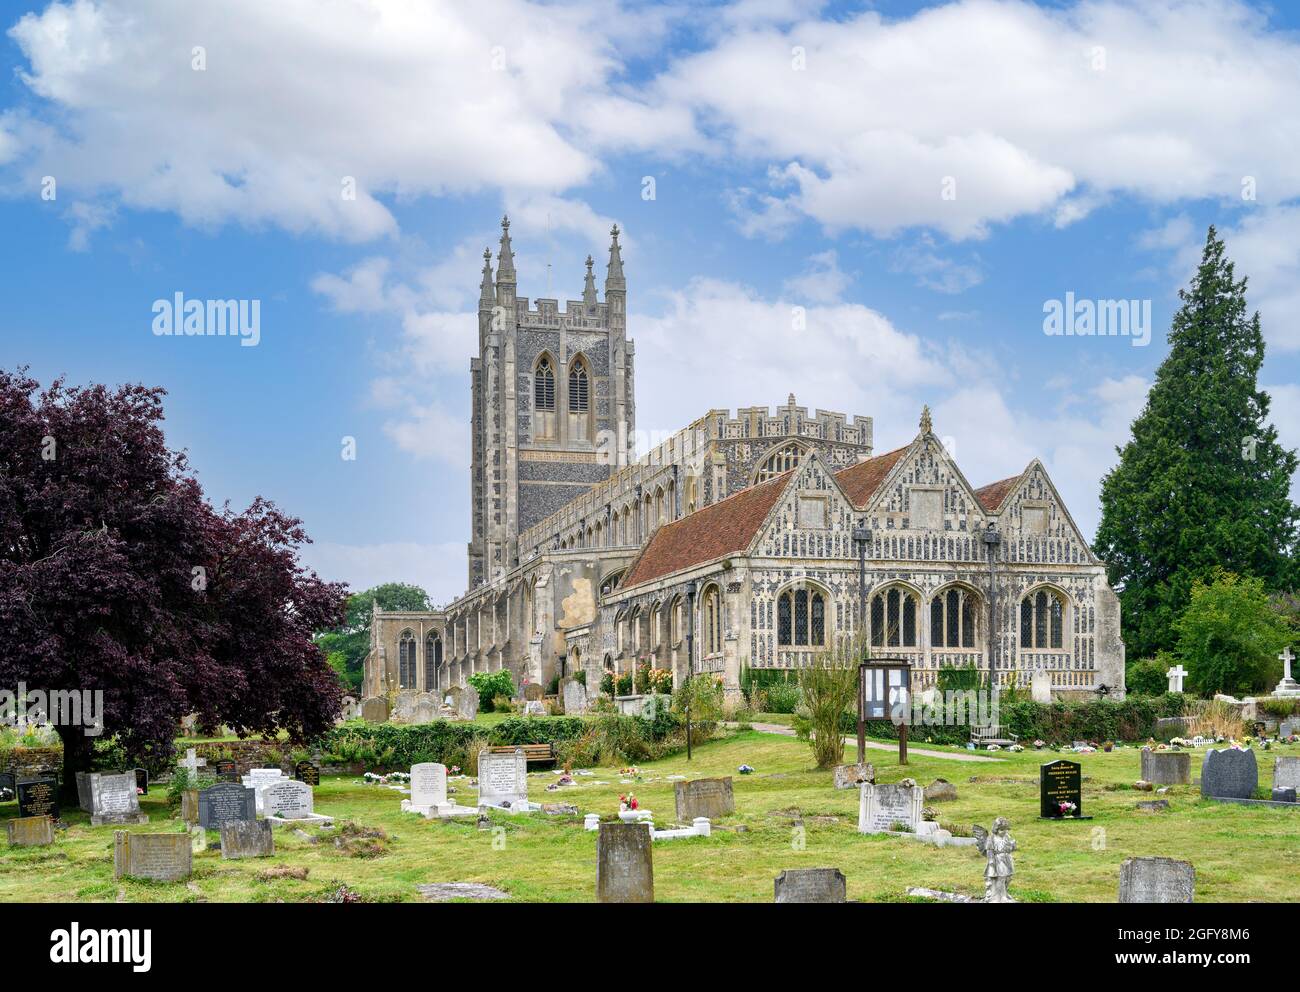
{"left": 198, "top": 783, "right": 256, "bottom": 830}
{"left": 1141, "top": 750, "right": 1191, "bottom": 786}
{"left": 596, "top": 821, "right": 653, "bottom": 903}
{"left": 89, "top": 771, "right": 148, "bottom": 826}
{"left": 1271, "top": 787, "right": 1296, "bottom": 803}
{"left": 833, "top": 762, "right": 874, "bottom": 790}
{"left": 1154, "top": 716, "right": 1196, "bottom": 741}
{"left": 774, "top": 868, "right": 847, "bottom": 903}
{"left": 1273, "top": 756, "right": 1300, "bottom": 793}
{"left": 406, "top": 761, "right": 479, "bottom": 818}
{"left": 523, "top": 699, "right": 546, "bottom": 716}
{"left": 1119, "top": 857, "right": 1194, "bottom": 903}
{"left": 1281, "top": 718, "right": 1299, "bottom": 739}
{"left": 215, "top": 759, "right": 238, "bottom": 782}
{"left": 220, "top": 819, "right": 275, "bottom": 859}
{"left": 1039, "top": 760, "right": 1087, "bottom": 818}
{"left": 477, "top": 748, "right": 531, "bottom": 810}
{"left": 6, "top": 815, "right": 55, "bottom": 847}
{"left": 409, "top": 693, "right": 438, "bottom": 724}
{"left": 457, "top": 686, "right": 479, "bottom": 721}
{"left": 243, "top": 768, "right": 289, "bottom": 813}
{"left": 113, "top": 831, "right": 192, "bottom": 881}
{"left": 563, "top": 680, "right": 589, "bottom": 715}
{"left": 339, "top": 695, "right": 360, "bottom": 721}
{"left": 923, "top": 778, "right": 958, "bottom": 802}
{"left": 361, "top": 696, "right": 390, "bottom": 723}
{"left": 0, "top": 772, "right": 15, "bottom": 803}
{"left": 1031, "top": 670, "right": 1052, "bottom": 704}
{"left": 674, "top": 777, "right": 735, "bottom": 820}
{"left": 134, "top": 768, "right": 148, "bottom": 795}
{"left": 17, "top": 775, "right": 59, "bottom": 820}
{"left": 295, "top": 760, "right": 321, "bottom": 787}
{"left": 1200, "top": 747, "right": 1258, "bottom": 800}
{"left": 263, "top": 779, "right": 315, "bottom": 820}
{"left": 857, "top": 781, "right": 924, "bottom": 834}
{"left": 180, "top": 790, "right": 200, "bottom": 824}
{"left": 75, "top": 771, "right": 93, "bottom": 812}
{"left": 524, "top": 683, "right": 544, "bottom": 702}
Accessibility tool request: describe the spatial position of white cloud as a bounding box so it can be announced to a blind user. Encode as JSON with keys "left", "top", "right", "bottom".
{"left": 890, "top": 235, "right": 984, "bottom": 294}
{"left": 782, "top": 249, "right": 849, "bottom": 303}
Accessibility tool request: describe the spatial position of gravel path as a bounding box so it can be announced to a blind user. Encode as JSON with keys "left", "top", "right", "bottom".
{"left": 746, "top": 721, "right": 1004, "bottom": 763}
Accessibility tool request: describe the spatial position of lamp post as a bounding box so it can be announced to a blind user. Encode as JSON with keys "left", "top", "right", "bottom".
{"left": 982, "top": 523, "right": 1001, "bottom": 690}
{"left": 852, "top": 525, "right": 871, "bottom": 762}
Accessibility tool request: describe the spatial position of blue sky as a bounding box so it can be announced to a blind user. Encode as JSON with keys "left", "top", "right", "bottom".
{"left": 2, "top": 0, "right": 1298, "bottom": 606}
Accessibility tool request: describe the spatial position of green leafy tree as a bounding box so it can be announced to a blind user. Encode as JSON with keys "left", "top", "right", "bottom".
{"left": 316, "top": 583, "right": 432, "bottom": 691}
{"left": 1095, "top": 226, "right": 1300, "bottom": 658}
{"left": 1174, "top": 570, "right": 1291, "bottom": 696}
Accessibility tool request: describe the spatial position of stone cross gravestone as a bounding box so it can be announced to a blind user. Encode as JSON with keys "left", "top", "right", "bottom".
{"left": 1166, "top": 664, "right": 1187, "bottom": 693}
{"left": 858, "top": 781, "right": 924, "bottom": 834}
{"left": 563, "top": 679, "right": 588, "bottom": 715}
{"left": 774, "top": 868, "right": 847, "bottom": 903}
{"left": 178, "top": 748, "right": 206, "bottom": 783}
{"left": 1275, "top": 646, "right": 1299, "bottom": 695}
{"left": 17, "top": 775, "right": 58, "bottom": 820}
{"left": 1200, "top": 747, "right": 1258, "bottom": 800}
{"left": 6, "top": 815, "right": 55, "bottom": 847}
{"left": 1273, "top": 756, "right": 1300, "bottom": 793}
{"left": 1119, "top": 857, "right": 1194, "bottom": 903}
{"left": 674, "top": 777, "right": 735, "bottom": 820}
{"left": 1040, "top": 760, "right": 1086, "bottom": 818}
{"left": 0, "top": 771, "right": 16, "bottom": 803}
{"left": 263, "top": 779, "right": 315, "bottom": 820}
{"left": 89, "top": 771, "right": 148, "bottom": 826}
{"left": 198, "top": 783, "right": 257, "bottom": 830}
{"left": 1140, "top": 750, "right": 1191, "bottom": 786}
{"left": 113, "top": 831, "right": 192, "bottom": 881}
{"left": 220, "top": 819, "right": 275, "bottom": 860}
{"left": 477, "top": 749, "right": 530, "bottom": 810}
{"left": 596, "top": 821, "right": 653, "bottom": 903}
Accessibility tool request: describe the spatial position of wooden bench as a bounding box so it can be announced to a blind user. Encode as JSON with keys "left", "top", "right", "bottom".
{"left": 970, "top": 724, "right": 1019, "bottom": 748}
{"left": 488, "top": 743, "right": 555, "bottom": 766}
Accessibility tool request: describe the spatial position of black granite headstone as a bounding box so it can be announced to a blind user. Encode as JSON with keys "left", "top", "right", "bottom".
{"left": 17, "top": 775, "right": 59, "bottom": 819}
{"left": 197, "top": 783, "right": 256, "bottom": 829}
{"left": 215, "top": 759, "right": 238, "bottom": 782}
{"left": 134, "top": 768, "right": 149, "bottom": 796}
{"left": 1200, "top": 747, "right": 1258, "bottom": 801}
{"left": 1040, "top": 759, "right": 1086, "bottom": 819}
{"left": 295, "top": 760, "right": 321, "bottom": 787}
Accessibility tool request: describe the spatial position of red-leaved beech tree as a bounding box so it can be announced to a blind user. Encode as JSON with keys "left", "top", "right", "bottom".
{"left": 0, "top": 369, "right": 346, "bottom": 794}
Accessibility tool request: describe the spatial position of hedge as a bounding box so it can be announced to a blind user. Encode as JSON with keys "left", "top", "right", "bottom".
{"left": 316, "top": 716, "right": 592, "bottom": 770}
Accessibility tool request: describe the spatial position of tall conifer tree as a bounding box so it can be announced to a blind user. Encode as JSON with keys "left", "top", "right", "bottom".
{"left": 1095, "top": 226, "right": 1298, "bottom": 658}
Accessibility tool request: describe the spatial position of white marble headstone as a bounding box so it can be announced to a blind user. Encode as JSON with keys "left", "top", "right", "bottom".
{"left": 477, "top": 749, "right": 529, "bottom": 809}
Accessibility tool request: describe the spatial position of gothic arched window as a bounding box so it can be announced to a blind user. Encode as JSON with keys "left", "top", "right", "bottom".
{"left": 930, "top": 587, "right": 978, "bottom": 648}
{"left": 534, "top": 355, "right": 556, "bottom": 410}
{"left": 424, "top": 632, "right": 443, "bottom": 690}
{"left": 869, "top": 586, "right": 918, "bottom": 648}
{"left": 777, "top": 587, "right": 827, "bottom": 648}
{"left": 568, "top": 361, "right": 589, "bottom": 412}
{"left": 398, "top": 630, "right": 417, "bottom": 689}
{"left": 701, "top": 585, "right": 723, "bottom": 655}
{"left": 1020, "top": 588, "right": 1065, "bottom": 649}
{"left": 756, "top": 442, "right": 806, "bottom": 483}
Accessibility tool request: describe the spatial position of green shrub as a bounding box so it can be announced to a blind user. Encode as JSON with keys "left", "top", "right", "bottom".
{"left": 764, "top": 681, "right": 801, "bottom": 714}
{"left": 937, "top": 663, "right": 986, "bottom": 692}
{"left": 1127, "top": 653, "right": 1174, "bottom": 696}
{"left": 469, "top": 670, "right": 516, "bottom": 712}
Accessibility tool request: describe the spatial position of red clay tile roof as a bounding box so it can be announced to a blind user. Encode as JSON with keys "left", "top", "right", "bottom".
{"left": 833, "top": 446, "right": 909, "bottom": 508}
{"left": 974, "top": 475, "right": 1021, "bottom": 513}
{"left": 620, "top": 472, "right": 794, "bottom": 590}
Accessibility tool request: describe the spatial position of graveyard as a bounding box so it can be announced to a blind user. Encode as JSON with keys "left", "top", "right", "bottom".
{"left": 3, "top": 721, "right": 1299, "bottom": 903}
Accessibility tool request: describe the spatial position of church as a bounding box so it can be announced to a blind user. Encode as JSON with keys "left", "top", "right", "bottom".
{"left": 360, "top": 217, "right": 1126, "bottom": 720}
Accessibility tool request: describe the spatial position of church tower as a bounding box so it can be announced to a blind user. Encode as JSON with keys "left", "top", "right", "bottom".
{"left": 468, "top": 218, "right": 636, "bottom": 587}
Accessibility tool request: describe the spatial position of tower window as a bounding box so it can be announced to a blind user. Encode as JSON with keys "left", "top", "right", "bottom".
{"left": 534, "top": 356, "right": 556, "bottom": 411}
{"left": 568, "top": 363, "right": 589, "bottom": 412}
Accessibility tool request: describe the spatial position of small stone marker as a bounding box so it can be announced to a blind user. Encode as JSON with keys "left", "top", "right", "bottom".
{"left": 858, "top": 781, "right": 924, "bottom": 834}
{"left": 1200, "top": 747, "right": 1258, "bottom": 800}
{"left": 774, "top": 868, "right": 846, "bottom": 903}
{"left": 6, "top": 814, "right": 55, "bottom": 847}
{"left": 17, "top": 775, "right": 59, "bottom": 819}
{"left": 596, "top": 821, "right": 653, "bottom": 903}
{"left": 1273, "top": 756, "right": 1300, "bottom": 793}
{"left": 832, "top": 762, "right": 874, "bottom": 790}
{"left": 1119, "top": 857, "right": 1194, "bottom": 903}
{"left": 113, "top": 831, "right": 193, "bottom": 881}
{"left": 1040, "top": 759, "right": 1087, "bottom": 818}
{"left": 477, "top": 748, "right": 531, "bottom": 810}
{"left": 1141, "top": 750, "right": 1191, "bottom": 786}
{"left": 220, "top": 819, "right": 275, "bottom": 859}
{"left": 1270, "top": 787, "right": 1296, "bottom": 803}
{"left": 89, "top": 771, "right": 148, "bottom": 826}
{"left": 198, "top": 783, "right": 257, "bottom": 830}
{"left": 674, "top": 777, "right": 735, "bottom": 820}
{"left": 295, "top": 759, "right": 321, "bottom": 786}
{"left": 923, "top": 778, "right": 958, "bottom": 802}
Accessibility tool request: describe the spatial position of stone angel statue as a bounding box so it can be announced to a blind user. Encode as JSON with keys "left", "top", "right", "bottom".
{"left": 972, "top": 817, "right": 1017, "bottom": 903}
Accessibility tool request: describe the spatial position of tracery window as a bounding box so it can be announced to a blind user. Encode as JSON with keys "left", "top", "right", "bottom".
{"left": 756, "top": 442, "right": 806, "bottom": 483}
{"left": 398, "top": 630, "right": 417, "bottom": 689}
{"left": 777, "top": 587, "right": 827, "bottom": 647}
{"left": 930, "top": 588, "right": 977, "bottom": 648}
{"left": 869, "top": 587, "right": 918, "bottom": 648}
{"left": 702, "top": 586, "right": 723, "bottom": 655}
{"left": 424, "top": 632, "right": 443, "bottom": 690}
{"left": 1020, "top": 589, "right": 1065, "bottom": 649}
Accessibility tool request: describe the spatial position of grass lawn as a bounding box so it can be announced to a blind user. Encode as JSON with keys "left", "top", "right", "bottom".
{"left": 3, "top": 729, "right": 1298, "bottom": 903}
